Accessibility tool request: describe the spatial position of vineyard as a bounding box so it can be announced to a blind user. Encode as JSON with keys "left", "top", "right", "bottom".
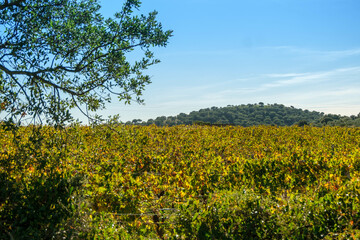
{"left": 1, "top": 124, "right": 360, "bottom": 239}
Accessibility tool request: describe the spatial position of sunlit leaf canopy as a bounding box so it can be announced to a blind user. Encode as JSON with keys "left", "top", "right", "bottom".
{"left": 0, "top": 0, "right": 172, "bottom": 126}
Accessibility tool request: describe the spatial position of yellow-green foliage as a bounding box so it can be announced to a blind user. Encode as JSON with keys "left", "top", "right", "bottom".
{"left": 1, "top": 124, "right": 360, "bottom": 239}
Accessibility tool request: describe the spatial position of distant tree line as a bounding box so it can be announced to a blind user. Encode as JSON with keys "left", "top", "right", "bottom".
{"left": 125, "top": 103, "right": 360, "bottom": 127}
{"left": 312, "top": 113, "right": 360, "bottom": 127}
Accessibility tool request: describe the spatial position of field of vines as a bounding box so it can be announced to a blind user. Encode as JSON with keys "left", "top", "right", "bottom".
{"left": 1, "top": 124, "right": 360, "bottom": 239}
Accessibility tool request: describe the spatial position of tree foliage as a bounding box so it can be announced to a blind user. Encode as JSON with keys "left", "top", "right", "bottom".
{"left": 132, "top": 103, "right": 325, "bottom": 126}
{"left": 0, "top": 0, "right": 172, "bottom": 126}
{"left": 132, "top": 103, "right": 360, "bottom": 127}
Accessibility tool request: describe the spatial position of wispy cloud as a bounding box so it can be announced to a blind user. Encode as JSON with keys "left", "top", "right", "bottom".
{"left": 259, "top": 66, "right": 360, "bottom": 90}
{"left": 161, "top": 66, "right": 360, "bottom": 102}
{"left": 263, "top": 73, "right": 308, "bottom": 78}
{"left": 99, "top": 65, "right": 360, "bottom": 120}
{"left": 261, "top": 46, "right": 360, "bottom": 61}
{"left": 166, "top": 66, "right": 360, "bottom": 115}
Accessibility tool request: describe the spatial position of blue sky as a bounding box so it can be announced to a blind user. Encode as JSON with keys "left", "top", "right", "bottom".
{"left": 94, "top": 0, "right": 360, "bottom": 122}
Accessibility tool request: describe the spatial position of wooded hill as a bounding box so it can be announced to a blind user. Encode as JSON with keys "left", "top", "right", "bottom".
{"left": 127, "top": 103, "right": 360, "bottom": 127}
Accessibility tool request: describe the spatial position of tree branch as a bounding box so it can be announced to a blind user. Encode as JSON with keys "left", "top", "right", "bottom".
{"left": 71, "top": 95, "right": 98, "bottom": 123}
{"left": 73, "top": 41, "right": 145, "bottom": 73}
{"left": 9, "top": 74, "right": 31, "bottom": 104}
{"left": 0, "top": 0, "right": 25, "bottom": 10}
{"left": 0, "top": 64, "right": 81, "bottom": 96}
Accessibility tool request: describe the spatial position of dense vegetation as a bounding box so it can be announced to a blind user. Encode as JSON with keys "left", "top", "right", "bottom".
{"left": 1, "top": 123, "right": 360, "bottom": 239}
{"left": 127, "top": 103, "right": 360, "bottom": 127}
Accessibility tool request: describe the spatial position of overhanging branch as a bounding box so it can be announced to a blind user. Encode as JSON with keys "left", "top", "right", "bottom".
{"left": 0, "top": 64, "right": 81, "bottom": 96}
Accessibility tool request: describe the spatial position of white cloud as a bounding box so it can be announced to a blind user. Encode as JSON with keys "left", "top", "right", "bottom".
{"left": 171, "top": 66, "right": 360, "bottom": 102}
{"left": 259, "top": 66, "right": 360, "bottom": 90}
{"left": 261, "top": 46, "right": 360, "bottom": 61}
{"left": 175, "top": 66, "right": 360, "bottom": 116}
{"left": 95, "top": 65, "right": 360, "bottom": 121}
{"left": 263, "top": 73, "right": 308, "bottom": 78}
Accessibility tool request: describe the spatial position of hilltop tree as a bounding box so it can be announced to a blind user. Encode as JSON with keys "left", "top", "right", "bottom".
{"left": 0, "top": 0, "right": 172, "bottom": 126}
